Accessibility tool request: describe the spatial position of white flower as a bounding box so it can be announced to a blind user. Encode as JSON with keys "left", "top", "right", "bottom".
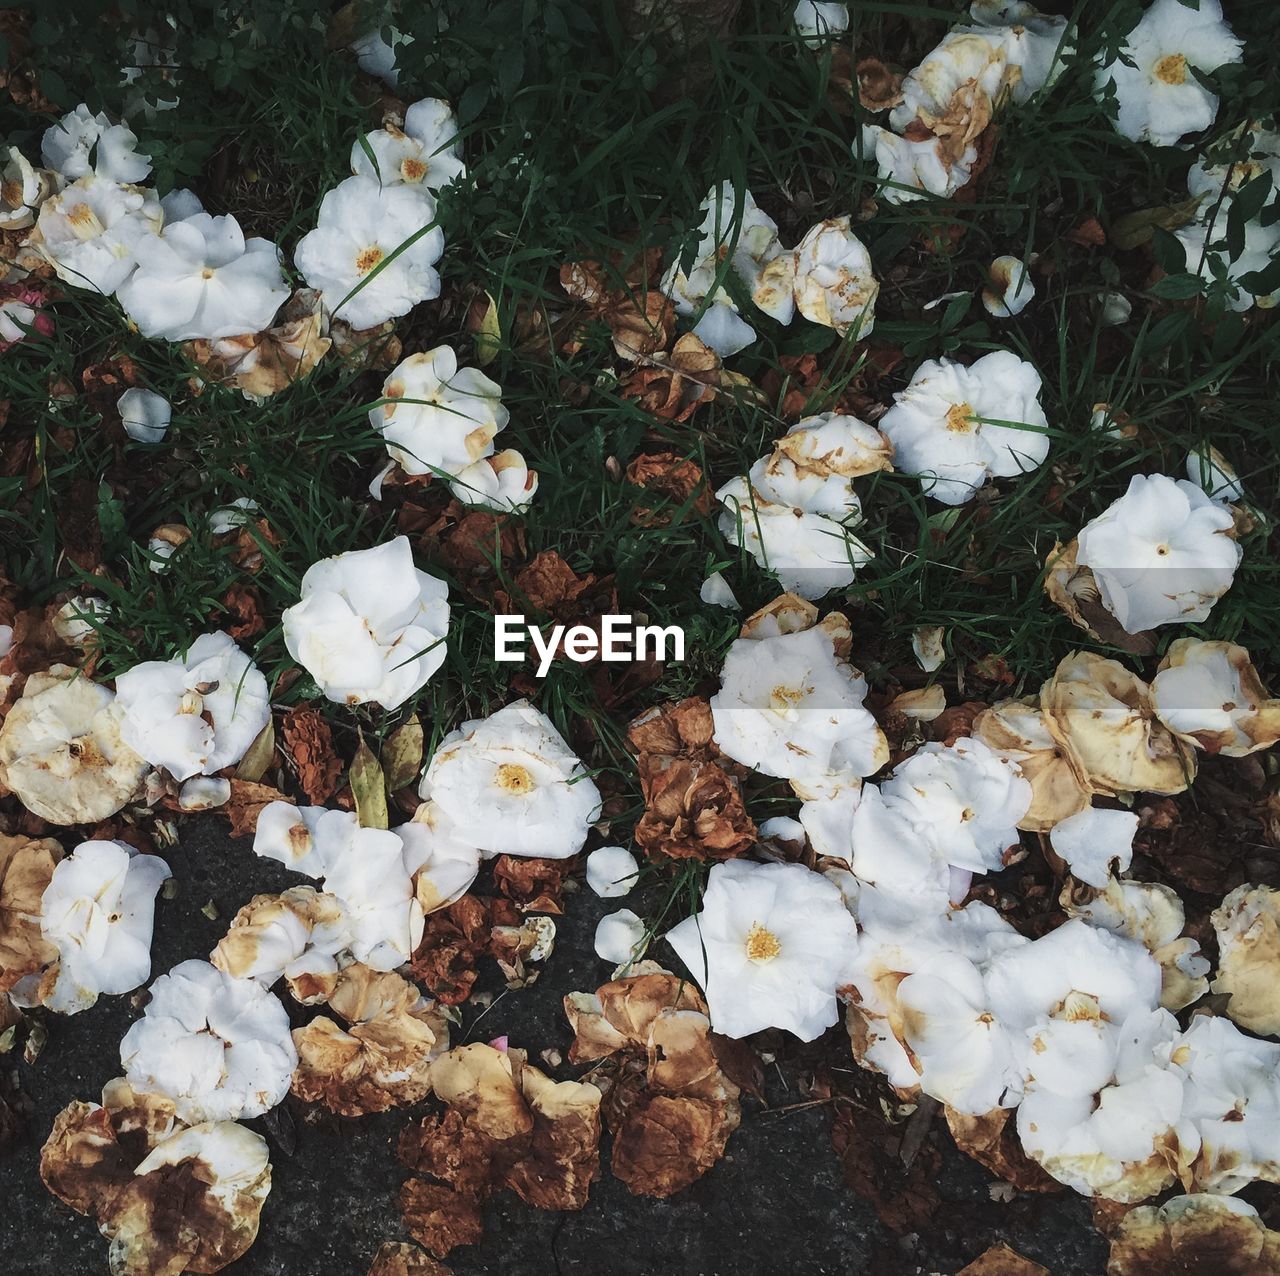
{"left": 0, "top": 146, "right": 55, "bottom": 230}
{"left": 282, "top": 536, "right": 450, "bottom": 710}
{"left": 860, "top": 124, "right": 976, "bottom": 204}
{"left": 663, "top": 183, "right": 794, "bottom": 325}
{"left": 666, "top": 859, "right": 859, "bottom": 1040}
{"left": 419, "top": 699, "right": 601, "bottom": 859}
{"left": 586, "top": 846, "right": 640, "bottom": 898}
{"left": 1187, "top": 123, "right": 1280, "bottom": 205}
{"left": 294, "top": 175, "right": 443, "bottom": 329}
{"left": 1185, "top": 445, "right": 1243, "bottom": 503}
{"left": 981, "top": 254, "right": 1035, "bottom": 316}
{"left": 36, "top": 175, "right": 162, "bottom": 295}
{"left": 253, "top": 802, "right": 358, "bottom": 879}
{"left": 398, "top": 803, "right": 481, "bottom": 913}
{"left": 966, "top": 1, "right": 1071, "bottom": 102}
{"left": 880, "top": 351, "right": 1048, "bottom": 504}
{"left": 448, "top": 449, "right": 538, "bottom": 512}
{"left": 710, "top": 626, "right": 888, "bottom": 792}
{"left": 791, "top": 217, "right": 878, "bottom": 336}
{"left": 716, "top": 476, "right": 870, "bottom": 600}
{"left": 41, "top": 103, "right": 152, "bottom": 183}
{"left": 794, "top": 1, "right": 849, "bottom": 42}
{"left": 1095, "top": 0, "right": 1242, "bottom": 147}
{"left": 890, "top": 31, "right": 1012, "bottom": 134}
{"left": 595, "top": 909, "right": 647, "bottom": 964}
{"left": 212, "top": 886, "right": 350, "bottom": 986}
{"left": 1174, "top": 211, "right": 1280, "bottom": 311}
{"left": 0, "top": 667, "right": 147, "bottom": 825}
{"left": 323, "top": 827, "right": 423, "bottom": 970}
{"left": 119, "top": 959, "right": 297, "bottom": 1123}
{"left": 351, "top": 98, "right": 465, "bottom": 192}
{"left": 1069, "top": 878, "right": 1209, "bottom": 1012}
{"left": 115, "top": 212, "right": 290, "bottom": 341}
{"left": 1074, "top": 474, "right": 1241, "bottom": 633}
{"left": 1049, "top": 806, "right": 1137, "bottom": 888}
{"left": 117, "top": 387, "right": 170, "bottom": 443}
{"left": 1171, "top": 1013, "right": 1280, "bottom": 1195}
{"left": 1152, "top": 638, "right": 1280, "bottom": 757}
{"left": 372, "top": 345, "right": 508, "bottom": 477}
{"left": 351, "top": 23, "right": 414, "bottom": 87}
{"left": 115, "top": 631, "right": 271, "bottom": 781}
{"left": 879, "top": 737, "right": 1031, "bottom": 874}
{"left": 178, "top": 776, "right": 231, "bottom": 810}
{"left": 52, "top": 595, "right": 111, "bottom": 646}
{"left": 40, "top": 840, "right": 170, "bottom": 1013}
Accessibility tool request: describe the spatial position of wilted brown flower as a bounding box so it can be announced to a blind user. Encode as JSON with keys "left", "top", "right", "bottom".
{"left": 624, "top": 452, "right": 712, "bottom": 527}
{"left": 218, "top": 584, "right": 265, "bottom": 641}
{"left": 958, "top": 1244, "right": 1050, "bottom": 1276}
{"left": 222, "top": 779, "right": 293, "bottom": 839}
{"left": 1108, "top": 1193, "right": 1280, "bottom": 1274}
{"left": 367, "top": 1241, "right": 454, "bottom": 1276}
{"left": 564, "top": 964, "right": 741, "bottom": 1197}
{"left": 944, "top": 1106, "right": 1062, "bottom": 1194}
{"left": 408, "top": 895, "right": 526, "bottom": 1005}
{"left": 560, "top": 247, "right": 675, "bottom": 362}
{"left": 41, "top": 1079, "right": 270, "bottom": 1276}
{"left": 634, "top": 755, "right": 756, "bottom": 862}
{"left": 491, "top": 855, "right": 570, "bottom": 914}
{"left": 626, "top": 696, "right": 716, "bottom": 760}
{"left": 0, "top": 832, "right": 63, "bottom": 993}
{"left": 411, "top": 500, "right": 526, "bottom": 584}
{"left": 291, "top": 965, "right": 449, "bottom": 1115}
{"left": 280, "top": 705, "right": 342, "bottom": 804}
{"left": 398, "top": 1043, "right": 602, "bottom": 1256}
{"left": 619, "top": 334, "right": 723, "bottom": 422}
{"left": 856, "top": 57, "right": 905, "bottom": 111}
{"left": 1043, "top": 539, "right": 1155, "bottom": 656}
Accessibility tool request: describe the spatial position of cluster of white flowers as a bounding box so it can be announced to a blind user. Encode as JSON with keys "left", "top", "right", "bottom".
{"left": 717, "top": 411, "right": 891, "bottom": 598}
{"left": 861, "top": 1, "right": 1069, "bottom": 203}
{"left": 370, "top": 345, "right": 537, "bottom": 512}
{"left": 662, "top": 184, "right": 879, "bottom": 355}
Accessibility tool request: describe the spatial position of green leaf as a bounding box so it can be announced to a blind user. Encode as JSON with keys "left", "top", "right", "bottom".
{"left": 1148, "top": 273, "right": 1203, "bottom": 301}
{"left": 382, "top": 715, "right": 425, "bottom": 792}
{"left": 350, "top": 733, "right": 389, "bottom": 829}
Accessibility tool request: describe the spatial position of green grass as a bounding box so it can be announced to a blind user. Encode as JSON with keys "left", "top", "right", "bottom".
{"left": 2, "top": 0, "right": 1279, "bottom": 834}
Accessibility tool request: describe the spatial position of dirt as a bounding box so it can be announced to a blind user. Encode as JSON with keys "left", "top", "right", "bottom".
{"left": 1, "top": 817, "right": 1107, "bottom": 1276}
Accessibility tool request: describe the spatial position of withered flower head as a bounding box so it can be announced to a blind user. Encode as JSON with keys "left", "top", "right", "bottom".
{"left": 634, "top": 755, "right": 756, "bottom": 862}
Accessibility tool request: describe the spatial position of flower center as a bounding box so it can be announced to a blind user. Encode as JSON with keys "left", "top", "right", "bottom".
{"left": 401, "top": 157, "right": 427, "bottom": 182}
{"left": 1154, "top": 53, "right": 1188, "bottom": 85}
{"left": 495, "top": 762, "right": 535, "bottom": 795}
{"left": 355, "top": 245, "right": 385, "bottom": 274}
{"left": 745, "top": 922, "right": 782, "bottom": 962}
{"left": 945, "top": 401, "right": 975, "bottom": 432}
{"left": 769, "top": 684, "right": 805, "bottom": 714}
{"left": 1155, "top": 544, "right": 1170, "bottom": 557}
{"left": 201, "top": 267, "right": 216, "bottom": 280}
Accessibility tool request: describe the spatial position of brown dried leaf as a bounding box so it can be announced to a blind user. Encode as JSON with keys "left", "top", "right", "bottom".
{"left": 945, "top": 1106, "right": 1062, "bottom": 1193}
{"left": 0, "top": 832, "right": 63, "bottom": 994}
{"left": 366, "top": 1241, "right": 454, "bottom": 1276}
{"left": 223, "top": 781, "right": 292, "bottom": 839}
{"left": 279, "top": 706, "right": 341, "bottom": 804}
{"left": 959, "top": 1244, "right": 1050, "bottom": 1276}
{"left": 399, "top": 1180, "right": 484, "bottom": 1259}
{"left": 624, "top": 452, "right": 712, "bottom": 527}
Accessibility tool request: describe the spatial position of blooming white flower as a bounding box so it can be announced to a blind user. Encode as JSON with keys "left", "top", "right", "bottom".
{"left": 1152, "top": 638, "right": 1280, "bottom": 757}
{"left": 323, "top": 826, "right": 423, "bottom": 970}
{"left": 1174, "top": 211, "right": 1280, "bottom": 311}
{"left": 0, "top": 146, "right": 55, "bottom": 230}
{"left": 373, "top": 346, "right": 509, "bottom": 477}
{"left": 253, "top": 802, "right": 359, "bottom": 879}
{"left": 879, "top": 351, "right": 1049, "bottom": 504}
{"left": 595, "top": 909, "right": 647, "bottom": 964}
{"left": 879, "top": 737, "right": 1031, "bottom": 874}
{"left": 710, "top": 625, "right": 888, "bottom": 793}
{"left": 351, "top": 97, "right": 465, "bottom": 192}
{"left": 448, "top": 449, "right": 538, "bottom": 512}
{"left": 398, "top": 802, "right": 482, "bottom": 913}
{"left": 981, "top": 254, "right": 1035, "bottom": 316}
{"left": 282, "top": 536, "right": 450, "bottom": 710}
{"left": 791, "top": 217, "right": 878, "bottom": 336}
{"left": 36, "top": 175, "right": 162, "bottom": 295}
{"left": 860, "top": 123, "right": 976, "bottom": 204}
{"left": 666, "top": 859, "right": 859, "bottom": 1040}
{"left": 0, "top": 667, "right": 147, "bottom": 825}
{"left": 41, "top": 103, "right": 152, "bottom": 183}
{"left": 294, "top": 175, "right": 444, "bottom": 329}
{"left": 1049, "top": 806, "right": 1137, "bottom": 888}
{"left": 1074, "top": 474, "right": 1241, "bottom": 633}
{"left": 119, "top": 959, "right": 297, "bottom": 1123}
{"left": 420, "top": 700, "right": 601, "bottom": 859}
{"left": 794, "top": 1, "right": 849, "bottom": 42}
{"left": 39, "top": 839, "right": 169, "bottom": 1013}
{"left": 1187, "top": 123, "right": 1280, "bottom": 206}
{"left": 117, "top": 387, "right": 170, "bottom": 443}
{"left": 115, "top": 212, "right": 290, "bottom": 341}
{"left": 663, "top": 183, "right": 795, "bottom": 326}
{"left": 717, "top": 467, "right": 871, "bottom": 601}
{"left": 586, "top": 846, "right": 640, "bottom": 898}
{"left": 1094, "top": 0, "right": 1243, "bottom": 147}
{"left": 115, "top": 631, "right": 271, "bottom": 781}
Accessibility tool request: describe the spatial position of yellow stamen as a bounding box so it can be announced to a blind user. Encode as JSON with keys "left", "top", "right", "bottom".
{"left": 745, "top": 922, "right": 782, "bottom": 962}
